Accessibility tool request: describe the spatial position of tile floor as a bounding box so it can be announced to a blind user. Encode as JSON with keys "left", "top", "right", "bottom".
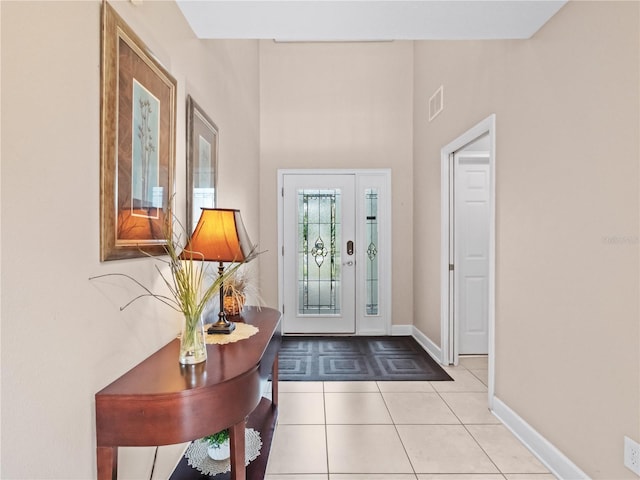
{"left": 265, "top": 356, "right": 556, "bottom": 480}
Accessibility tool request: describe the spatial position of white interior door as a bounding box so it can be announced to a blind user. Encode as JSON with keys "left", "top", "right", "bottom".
{"left": 454, "top": 151, "right": 490, "bottom": 355}
{"left": 282, "top": 174, "right": 356, "bottom": 333}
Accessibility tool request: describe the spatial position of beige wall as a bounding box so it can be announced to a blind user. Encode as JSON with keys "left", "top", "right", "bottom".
{"left": 413, "top": 2, "right": 639, "bottom": 478}
{"left": 2, "top": 1, "right": 639, "bottom": 479}
{"left": 0, "top": 1, "right": 260, "bottom": 477}
{"left": 258, "top": 40, "right": 414, "bottom": 324}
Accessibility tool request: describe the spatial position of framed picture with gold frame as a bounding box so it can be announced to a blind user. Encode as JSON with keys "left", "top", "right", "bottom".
{"left": 100, "top": 2, "right": 176, "bottom": 261}
{"left": 186, "top": 95, "right": 219, "bottom": 234}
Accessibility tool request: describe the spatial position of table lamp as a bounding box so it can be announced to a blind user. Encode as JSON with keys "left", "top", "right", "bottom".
{"left": 181, "top": 208, "right": 254, "bottom": 334}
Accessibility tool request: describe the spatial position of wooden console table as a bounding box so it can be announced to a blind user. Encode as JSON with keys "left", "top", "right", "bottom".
{"left": 95, "top": 307, "right": 281, "bottom": 480}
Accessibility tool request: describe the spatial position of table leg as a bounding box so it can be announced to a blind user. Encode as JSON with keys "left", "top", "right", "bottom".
{"left": 229, "top": 419, "right": 246, "bottom": 480}
{"left": 272, "top": 356, "right": 279, "bottom": 408}
{"left": 97, "top": 446, "right": 118, "bottom": 480}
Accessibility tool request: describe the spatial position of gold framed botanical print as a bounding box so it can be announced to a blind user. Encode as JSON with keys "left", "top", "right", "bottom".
{"left": 100, "top": 2, "right": 176, "bottom": 261}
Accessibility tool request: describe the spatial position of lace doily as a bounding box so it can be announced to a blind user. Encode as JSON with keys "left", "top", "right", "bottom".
{"left": 205, "top": 322, "right": 259, "bottom": 345}
{"left": 185, "top": 428, "right": 262, "bottom": 476}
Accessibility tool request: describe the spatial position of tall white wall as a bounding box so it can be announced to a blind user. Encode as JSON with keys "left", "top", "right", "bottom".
{"left": 0, "top": 1, "right": 260, "bottom": 477}
{"left": 258, "top": 40, "right": 414, "bottom": 324}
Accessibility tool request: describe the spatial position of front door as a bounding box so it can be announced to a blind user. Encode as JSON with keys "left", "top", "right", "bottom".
{"left": 282, "top": 174, "right": 356, "bottom": 333}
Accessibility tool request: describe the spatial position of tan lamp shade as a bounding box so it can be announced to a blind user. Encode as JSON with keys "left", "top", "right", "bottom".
{"left": 181, "top": 208, "right": 253, "bottom": 262}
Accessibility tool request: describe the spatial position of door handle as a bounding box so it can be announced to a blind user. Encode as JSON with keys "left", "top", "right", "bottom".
{"left": 343, "top": 261, "right": 354, "bottom": 266}
{"left": 347, "top": 240, "right": 354, "bottom": 255}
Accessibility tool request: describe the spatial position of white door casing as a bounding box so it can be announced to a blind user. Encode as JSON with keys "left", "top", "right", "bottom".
{"left": 440, "top": 114, "right": 496, "bottom": 409}
{"left": 278, "top": 169, "right": 391, "bottom": 335}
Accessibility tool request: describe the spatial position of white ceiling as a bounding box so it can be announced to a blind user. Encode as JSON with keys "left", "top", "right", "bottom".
{"left": 175, "top": 1, "right": 567, "bottom": 41}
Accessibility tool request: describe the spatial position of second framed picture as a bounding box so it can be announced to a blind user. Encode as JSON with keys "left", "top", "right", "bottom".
{"left": 186, "top": 95, "right": 219, "bottom": 234}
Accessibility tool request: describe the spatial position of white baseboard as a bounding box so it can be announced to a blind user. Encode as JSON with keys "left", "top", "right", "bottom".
{"left": 492, "top": 397, "right": 590, "bottom": 480}
{"left": 391, "top": 324, "right": 413, "bottom": 336}
{"left": 411, "top": 326, "right": 443, "bottom": 364}
{"left": 399, "top": 327, "right": 587, "bottom": 480}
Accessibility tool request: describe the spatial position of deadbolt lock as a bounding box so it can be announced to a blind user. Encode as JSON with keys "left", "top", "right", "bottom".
{"left": 347, "top": 240, "right": 354, "bottom": 255}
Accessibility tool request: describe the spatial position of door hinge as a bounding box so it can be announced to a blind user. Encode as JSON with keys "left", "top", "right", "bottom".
{"left": 281, "top": 187, "right": 284, "bottom": 197}
{"left": 282, "top": 245, "right": 284, "bottom": 256}
{"left": 282, "top": 304, "right": 285, "bottom": 314}
{"left": 449, "top": 264, "right": 454, "bottom": 271}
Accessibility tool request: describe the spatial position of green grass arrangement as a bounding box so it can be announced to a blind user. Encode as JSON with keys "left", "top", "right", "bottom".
{"left": 91, "top": 217, "right": 260, "bottom": 364}
{"left": 90, "top": 223, "right": 257, "bottom": 324}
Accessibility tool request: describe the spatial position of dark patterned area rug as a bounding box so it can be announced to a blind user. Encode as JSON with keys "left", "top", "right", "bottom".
{"left": 278, "top": 336, "right": 452, "bottom": 382}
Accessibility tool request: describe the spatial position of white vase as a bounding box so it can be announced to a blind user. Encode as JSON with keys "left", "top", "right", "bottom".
{"left": 207, "top": 440, "right": 230, "bottom": 461}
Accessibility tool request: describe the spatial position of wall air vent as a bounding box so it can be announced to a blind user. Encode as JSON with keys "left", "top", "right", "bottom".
{"left": 428, "top": 85, "right": 444, "bottom": 122}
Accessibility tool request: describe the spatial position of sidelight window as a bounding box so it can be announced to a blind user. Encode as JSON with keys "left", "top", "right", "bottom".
{"left": 365, "top": 188, "right": 379, "bottom": 315}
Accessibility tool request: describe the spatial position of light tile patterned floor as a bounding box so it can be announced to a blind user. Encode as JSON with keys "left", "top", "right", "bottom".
{"left": 265, "top": 356, "right": 557, "bottom": 480}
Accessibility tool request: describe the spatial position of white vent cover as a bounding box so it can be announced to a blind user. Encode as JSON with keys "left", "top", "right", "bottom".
{"left": 428, "top": 85, "right": 444, "bottom": 122}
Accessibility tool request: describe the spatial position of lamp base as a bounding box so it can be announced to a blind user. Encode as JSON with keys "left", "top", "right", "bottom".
{"left": 207, "top": 321, "right": 236, "bottom": 335}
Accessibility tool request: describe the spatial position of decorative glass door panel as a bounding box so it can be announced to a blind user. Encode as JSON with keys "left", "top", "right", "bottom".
{"left": 283, "top": 175, "right": 356, "bottom": 333}
{"left": 298, "top": 189, "right": 342, "bottom": 314}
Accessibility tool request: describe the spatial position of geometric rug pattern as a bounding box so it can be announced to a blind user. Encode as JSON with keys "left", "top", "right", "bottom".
{"left": 278, "top": 336, "right": 453, "bottom": 382}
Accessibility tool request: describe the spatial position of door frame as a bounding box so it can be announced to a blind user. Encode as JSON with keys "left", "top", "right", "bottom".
{"left": 278, "top": 168, "right": 392, "bottom": 335}
{"left": 440, "top": 114, "right": 496, "bottom": 407}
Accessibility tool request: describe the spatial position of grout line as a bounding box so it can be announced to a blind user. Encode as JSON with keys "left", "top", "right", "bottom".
{"left": 323, "top": 381, "right": 330, "bottom": 476}
{"left": 461, "top": 422, "right": 504, "bottom": 475}
{"left": 434, "top": 382, "right": 505, "bottom": 474}
{"left": 467, "top": 368, "right": 490, "bottom": 387}
{"left": 432, "top": 388, "right": 464, "bottom": 426}
{"left": 378, "top": 387, "right": 419, "bottom": 478}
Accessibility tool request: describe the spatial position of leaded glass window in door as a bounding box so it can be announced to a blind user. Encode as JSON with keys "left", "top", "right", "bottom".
{"left": 365, "top": 188, "right": 379, "bottom": 315}
{"left": 298, "top": 189, "right": 342, "bottom": 315}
